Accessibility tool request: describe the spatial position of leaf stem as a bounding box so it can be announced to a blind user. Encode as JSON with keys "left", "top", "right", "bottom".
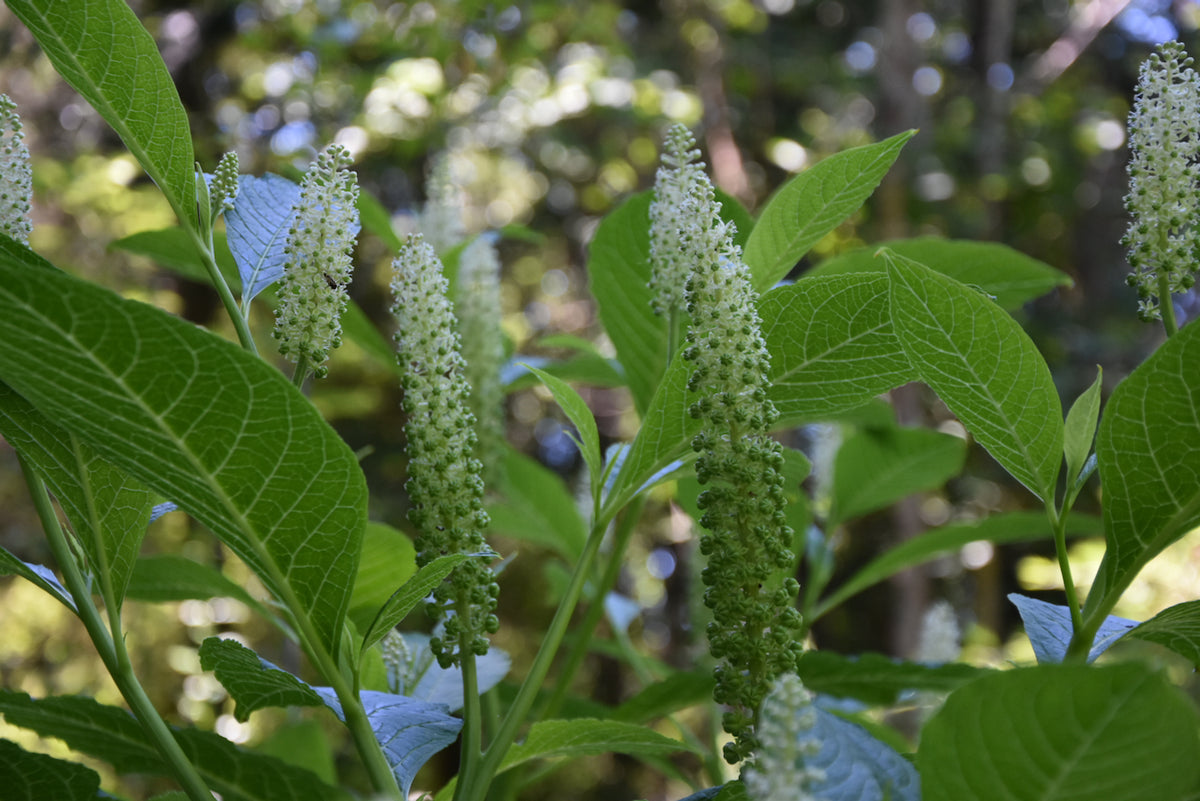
{"left": 17, "top": 453, "right": 218, "bottom": 801}
{"left": 291, "top": 356, "right": 310, "bottom": 389}
{"left": 185, "top": 225, "right": 258, "bottom": 355}
{"left": 1046, "top": 503, "right": 1084, "bottom": 650}
{"left": 452, "top": 619, "right": 482, "bottom": 801}
{"left": 1158, "top": 270, "right": 1179, "bottom": 337}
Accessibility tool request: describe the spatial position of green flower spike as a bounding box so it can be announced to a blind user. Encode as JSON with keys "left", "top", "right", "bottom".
{"left": 649, "top": 124, "right": 706, "bottom": 317}
{"left": 0, "top": 94, "right": 32, "bottom": 246}
{"left": 743, "top": 673, "right": 826, "bottom": 801}
{"left": 273, "top": 144, "right": 360, "bottom": 379}
{"left": 209, "top": 151, "right": 240, "bottom": 221}
{"left": 1123, "top": 40, "right": 1200, "bottom": 326}
{"left": 677, "top": 157, "right": 803, "bottom": 765}
{"left": 456, "top": 234, "right": 507, "bottom": 484}
{"left": 391, "top": 234, "right": 499, "bottom": 668}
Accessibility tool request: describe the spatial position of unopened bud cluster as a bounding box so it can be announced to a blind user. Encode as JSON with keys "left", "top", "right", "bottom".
{"left": 649, "top": 124, "right": 707, "bottom": 317}
{"left": 743, "top": 673, "right": 826, "bottom": 801}
{"left": 456, "top": 235, "right": 507, "bottom": 483}
{"left": 274, "top": 144, "right": 360, "bottom": 377}
{"left": 661, "top": 134, "right": 803, "bottom": 765}
{"left": 391, "top": 234, "right": 499, "bottom": 667}
{"left": 0, "top": 94, "right": 32, "bottom": 246}
{"left": 210, "top": 151, "right": 240, "bottom": 219}
{"left": 1123, "top": 41, "right": 1200, "bottom": 321}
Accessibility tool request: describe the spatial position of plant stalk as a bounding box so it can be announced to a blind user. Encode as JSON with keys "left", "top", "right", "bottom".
{"left": 1047, "top": 504, "right": 1084, "bottom": 653}
{"left": 1158, "top": 269, "right": 1179, "bottom": 337}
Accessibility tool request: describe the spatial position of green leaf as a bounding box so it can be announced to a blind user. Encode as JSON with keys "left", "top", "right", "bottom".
{"left": 830, "top": 424, "right": 967, "bottom": 527}
{"left": 612, "top": 671, "right": 715, "bottom": 724}
{"left": 0, "top": 240, "right": 366, "bottom": 657}
{"left": 803, "top": 707, "right": 920, "bottom": 801}
{"left": 808, "top": 237, "right": 1073, "bottom": 310}
{"left": 255, "top": 720, "right": 336, "bottom": 787}
{"left": 918, "top": 663, "right": 1200, "bottom": 801}
{"left": 488, "top": 447, "right": 587, "bottom": 561}
{"left": 199, "top": 637, "right": 325, "bottom": 722}
{"left": 359, "top": 554, "right": 474, "bottom": 656}
{"left": 6, "top": 0, "right": 195, "bottom": 226}
{"left": 1009, "top": 593, "right": 1138, "bottom": 664}
{"left": 0, "top": 739, "right": 103, "bottom": 801}
{"left": 502, "top": 718, "right": 690, "bottom": 769}
{"left": 0, "top": 690, "right": 351, "bottom": 801}
{"left": 0, "top": 547, "right": 75, "bottom": 610}
{"left": 225, "top": 174, "right": 303, "bottom": 303}
{"left": 523, "top": 365, "right": 604, "bottom": 496}
{"left": 1124, "top": 600, "right": 1200, "bottom": 667}
{"left": 0, "top": 382, "right": 153, "bottom": 607}
{"left": 815, "top": 511, "right": 1102, "bottom": 619}
{"left": 885, "top": 249, "right": 1063, "bottom": 501}
{"left": 1063, "top": 367, "right": 1103, "bottom": 489}
{"left": 110, "top": 227, "right": 241, "bottom": 290}
{"left": 358, "top": 187, "right": 403, "bottom": 252}
{"left": 1085, "top": 319, "right": 1200, "bottom": 623}
{"left": 126, "top": 555, "right": 274, "bottom": 621}
{"left": 759, "top": 274, "right": 915, "bottom": 426}
{"left": 501, "top": 353, "right": 625, "bottom": 391}
{"left": 796, "top": 650, "right": 987, "bottom": 706}
{"left": 348, "top": 522, "right": 417, "bottom": 633}
{"left": 743, "top": 130, "right": 916, "bottom": 292}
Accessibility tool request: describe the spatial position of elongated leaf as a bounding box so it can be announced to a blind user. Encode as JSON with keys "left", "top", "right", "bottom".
{"left": 126, "top": 555, "right": 273, "bottom": 621}
{"left": 0, "top": 546, "right": 76, "bottom": 610}
{"left": 501, "top": 353, "right": 625, "bottom": 391}
{"left": 918, "top": 663, "right": 1200, "bottom": 801}
{"left": 226, "top": 174, "right": 302, "bottom": 303}
{"left": 1008, "top": 594, "right": 1138, "bottom": 664}
{"left": 0, "top": 690, "right": 350, "bottom": 801}
{"left": 885, "top": 250, "right": 1062, "bottom": 501}
{"left": 759, "top": 274, "right": 914, "bottom": 426}
{"left": 612, "top": 671, "right": 715, "bottom": 724}
{"left": 796, "top": 650, "right": 986, "bottom": 706}
{"left": 1063, "top": 368, "right": 1103, "bottom": 488}
{"left": 816, "top": 512, "right": 1102, "bottom": 618}
{"left": 830, "top": 425, "right": 966, "bottom": 527}
{"left": 0, "top": 382, "right": 152, "bottom": 606}
{"left": 6, "top": 0, "right": 195, "bottom": 225}
{"left": 743, "top": 130, "right": 915, "bottom": 292}
{"left": 499, "top": 719, "right": 689, "bottom": 772}
{"left": 488, "top": 447, "right": 587, "bottom": 561}
{"left": 1085, "top": 318, "right": 1200, "bottom": 623}
{"left": 0, "top": 739, "right": 103, "bottom": 801}
{"left": 360, "top": 554, "right": 473, "bottom": 655}
{"left": 1124, "top": 600, "right": 1200, "bottom": 666}
{"left": 524, "top": 365, "right": 603, "bottom": 493}
{"left": 807, "top": 238, "right": 1072, "bottom": 310}
{"left": 358, "top": 187, "right": 403, "bottom": 252}
{"left": 111, "top": 228, "right": 242, "bottom": 290}
{"left": 348, "top": 522, "right": 417, "bottom": 633}
{"left": 0, "top": 240, "right": 366, "bottom": 656}
{"left": 801, "top": 707, "right": 920, "bottom": 801}
{"left": 198, "top": 637, "right": 325, "bottom": 722}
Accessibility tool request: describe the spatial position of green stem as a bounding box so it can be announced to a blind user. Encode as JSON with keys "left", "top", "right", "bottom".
{"left": 18, "top": 454, "right": 217, "bottom": 801}
{"left": 1046, "top": 504, "right": 1084, "bottom": 651}
{"left": 291, "top": 356, "right": 310, "bottom": 389}
{"left": 1158, "top": 269, "right": 1179, "bottom": 337}
{"left": 184, "top": 226, "right": 258, "bottom": 355}
{"left": 453, "top": 599, "right": 483, "bottom": 801}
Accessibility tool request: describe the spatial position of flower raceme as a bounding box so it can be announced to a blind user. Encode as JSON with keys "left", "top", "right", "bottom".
{"left": 1123, "top": 40, "right": 1200, "bottom": 323}
{"left": 418, "top": 151, "right": 466, "bottom": 255}
{"left": 743, "top": 673, "right": 826, "bottom": 801}
{"left": 273, "top": 144, "right": 360, "bottom": 379}
{"left": 649, "top": 124, "right": 707, "bottom": 318}
{"left": 455, "top": 235, "right": 507, "bottom": 484}
{"left": 391, "top": 234, "right": 499, "bottom": 668}
{"left": 0, "top": 94, "right": 32, "bottom": 246}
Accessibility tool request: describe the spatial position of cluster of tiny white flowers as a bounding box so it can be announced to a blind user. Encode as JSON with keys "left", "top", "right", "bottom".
{"left": 0, "top": 94, "right": 32, "bottom": 246}
{"left": 456, "top": 235, "right": 507, "bottom": 482}
{"left": 273, "top": 144, "right": 360, "bottom": 378}
{"left": 649, "top": 124, "right": 708, "bottom": 317}
{"left": 743, "top": 673, "right": 826, "bottom": 801}
{"left": 1123, "top": 41, "right": 1200, "bottom": 321}
{"left": 915, "top": 600, "right": 961, "bottom": 664}
{"left": 391, "top": 234, "right": 498, "bottom": 667}
{"left": 418, "top": 152, "right": 466, "bottom": 254}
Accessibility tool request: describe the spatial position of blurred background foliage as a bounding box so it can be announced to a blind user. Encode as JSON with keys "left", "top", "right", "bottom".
{"left": 3, "top": 0, "right": 1200, "bottom": 798}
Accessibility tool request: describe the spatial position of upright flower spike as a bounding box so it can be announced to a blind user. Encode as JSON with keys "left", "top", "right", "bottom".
{"left": 679, "top": 162, "right": 803, "bottom": 765}
{"left": 274, "top": 144, "right": 360, "bottom": 379}
{"left": 1123, "top": 41, "right": 1200, "bottom": 324}
{"left": 391, "top": 234, "right": 499, "bottom": 668}
{"left": 209, "top": 151, "right": 240, "bottom": 223}
{"left": 456, "top": 235, "right": 507, "bottom": 483}
{"left": 649, "top": 124, "right": 707, "bottom": 317}
{"left": 418, "top": 152, "right": 466, "bottom": 255}
{"left": 743, "top": 673, "right": 826, "bottom": 801}
{"left": 0, "top": 94, "right": 32, "bottom": 246}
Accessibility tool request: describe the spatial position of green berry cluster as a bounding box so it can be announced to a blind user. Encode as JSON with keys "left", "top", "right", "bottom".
{"left": 274, "top": 144, "right": 360, "bottom": 378}
{"left": 0, "top": 94, "right": 32, "bottom": 246}
{"left": 391, "top": 234, "right": 499, "bottom": 668}
{"left": 456, "top": 235, "right": 507, "bottom": 485}
{"left": 1122, "top": 41, "right": 1200, "bottom": 322}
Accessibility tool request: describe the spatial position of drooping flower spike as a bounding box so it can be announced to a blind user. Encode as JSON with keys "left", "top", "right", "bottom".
{"left": 0, "top": 94, "right": 32, "bottom": 246}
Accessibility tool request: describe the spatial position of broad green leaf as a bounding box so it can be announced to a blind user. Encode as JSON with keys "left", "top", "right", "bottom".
{"left": 885, "top": 250, "right": 1063, "bottom": 501}
{"left": 612, "top": 671, "right": 715, "bottom": 724}
{"left": 1008, "top": 593, "right": 1138, "bottom": 664}
{"left": 501, "top": 719, "right": 690, "bottom": 770}
{"left": 796, "top": 650, "right": 986, "bottom": 706}
{"left": 501, "top": 354, "right": 625, "bottom": 391}
{"left": 225, "top": 174, "right": 302, "bottom": 303}
{"left": 759, "top": 274, "right": 915, "bottom": 426}
{"left": 919, "top": 663, "right": 1200, "bottom": 801}
{"left": 815, "top": 511, "right": 1102, "bottom": 619}
{"left": 6, "top": 0, "right": 195, "bottom": 226}
{"left": 830, "top": 425, "right": 966, "bottom": 527}
{"left": 0, "top": 690, "right": 351, "bottom": 801}
{"left": 359, "top": 554, "right": 474, "bottom": 655}
{"left": 110, "top": 228, "right": 241, "bottom": 290}
{"left": 1085, "top": 318, "right": 1200, "bottom": 623}
{"left": 808, "top": 237, "right": 1072, "bottom": 310}
{"left": 0, "top": 240, "right": 366, "bottom": 656}
{"left": 1063, "top": 368, "right": 1103, "bottom": 488}
{"left": 255, "top": 721, "right": 336, "bottom": 787}
{"left": 743, "top": 130, "right": 916, "bottom": 292}
{"left": 802, "top": 707, "right": 920, "bottom": 801}
{"left": 523, "top": 365, "right": 604, "bottom": 494}
{"left": 0, "top": 382, "right": 152, "bottom": 607}
{"left": 126, "top": 555, "right": 274, "bottom": 622}
{"left": 489, "top": 446, "right": 587, "bottom": 561}
{"left": 0, "top": 739, "right": 103, "bottom": 801}
{"left": 1124, "top": 600, "right": 1200, "bottom": 666}
{"left": 381, "top": 632, "right": 510, "bottom": 713}
{"left": 348, "top": 522, "right": 417, "bottom": 633}
{"left": 198, "top": 637, "right": 325, "bottom": 722}
{"left": 0, "top": 547, "right": 75, "bottom": 610}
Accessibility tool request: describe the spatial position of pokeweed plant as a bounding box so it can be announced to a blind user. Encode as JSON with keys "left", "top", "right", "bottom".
{"left": 1, "top": 4, "right": 1200, "bottom": 800}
